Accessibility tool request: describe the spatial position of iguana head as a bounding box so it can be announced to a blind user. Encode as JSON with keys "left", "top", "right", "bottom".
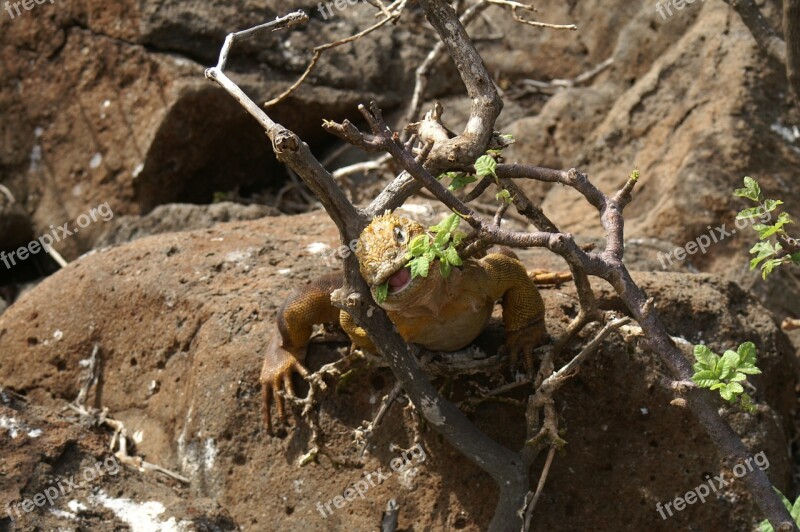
{"left": 356, "top": 212, "right": 425, "bottom": 301}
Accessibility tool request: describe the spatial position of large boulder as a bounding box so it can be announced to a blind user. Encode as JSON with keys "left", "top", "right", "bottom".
{"left": 0, "top": 213, "right": 794, "bottom": 530}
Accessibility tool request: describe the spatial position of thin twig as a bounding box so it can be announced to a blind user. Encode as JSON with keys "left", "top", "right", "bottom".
{"left": 265, "top": 2, "right": 408, "bottom": 107}
{"left": 521, "top": 445, "right": 557, "bottom": 531}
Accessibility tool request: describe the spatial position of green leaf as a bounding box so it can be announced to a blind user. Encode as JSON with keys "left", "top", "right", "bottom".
{"left": 452, "top": 230, "right": 467, "bottom": 246}
{"left": 736, "top": 364, "right": 762, "bottom": 375}
{"left": 719, "top": 384, "right": 735, "bottom": 401}
{"left": 726, "top": 381, "right": 744, "bottom": 395}
{"left": 443, "top": 244, "right": 462, "bottom": 267}
{"left": 737, "top": 342, "right": 757, "bottom": 365}
{"left": 693, "top": 345, "right": 716, "bottom": 368}
{"left": 430, "top": 213, "right": 461, "bottom": 235}
{"left": 790, "top": 494, "right": 800, "bottom": 522}
{"left": 408, "top": 256, "right": 430, "bottom": 278}
{"left": 758, "top": 520, "right": 773, "bottom": 532}
{"left": 474, "top": 155, "right": 497, "bottom": 178}
{"left": 439, "top": 259, "right": 452, "bottom": 278}
{"left": 762, "top": 258, "right": 780, "bottom": 279}
{"left": 792, "top": 252, "right": 800, "bottom": 264}
{"left": 740, "top": 393, "right": 757, "bottom": 414}
{"left": 756, "top": 212, "right": 794, "bottom": 240}
{"left": 714, "top": 356, "right": 730, "bottom": 380}
{"left": 763, "top": 199, "right": 784, "bottom": 212}
{"left": 692, "top": 370, "right": 720, "bottom": 388}
{"left": 733, "top": 176, "right": 761, "bottom": 202}
{"left": 406, "top": 234, "right": 430, "bottom": 258}
{"left": 776, "top": 488, "right": 793, "bottom": 512}
{"left": 448, "top": 173, "right": 478, "bottom": 191}
{"left": 736, "top": 206, "right": 764, "bottom": 220}
{"left": 437, "top": 171, "right": 464, "bottom": 182}
{"left": 754, "top": 223, "right": 781, "bottom": 240}
{"left": 749, "top": 241, "right": 777, "bottom": 270}
{"left": 729, "top": 372, "right": 748, "bottom": 382}
{"left": 434, "top": 229, "right": 450, "bottom": 250}
{"left": 721, "top": 349, "right": 740, "bottom": 374}
{"left": 375, "top": 282, "right": 389, "bottom": 304}
{"left": 496, "top": 189, "right": 513, "bottom": 204}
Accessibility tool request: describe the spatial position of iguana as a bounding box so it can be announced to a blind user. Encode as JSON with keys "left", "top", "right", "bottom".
{"left": 261, "top": 212, "right": 562, "bottom": 432}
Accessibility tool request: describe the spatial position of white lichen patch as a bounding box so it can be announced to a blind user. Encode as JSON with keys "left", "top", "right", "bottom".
{"left": 204, "top": 438, "right": 217, "bottom": 470}
{"left": 224, "top": 250, "right": 251, "bottom": 264}
{"left": 771, "top": 122, "right": 800, "bottom": 143}
{"left": 397, "top": 203, "right": 435, "bottom": 216}
{"left": 418, "top": 395, "right": 445, "bottom": 426}
{"left": 49, "top": 507, "right": 77, "bottom": 520}
{"left": 68, "top": 500, "right": 87, "bottom": 513}
{"left": 306, "top": 242, "right": 330, "bottom": 254}
{"left": 89, "top": 491, "right": 192, "bottom": 532}
{"left": 89, "top": 153, "right": 103, "bottom": 169}
{"left": 0, "top": 416, "right": 42, "bottom": 438}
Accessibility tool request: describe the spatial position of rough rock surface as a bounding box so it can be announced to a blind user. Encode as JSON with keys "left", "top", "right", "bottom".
{"left": 1, "top": 0, "right": 799, "bottom": 530}
{"left": 0, "top": 0, "right": 430, "bottom": 259}
{"left": 0, "top": 213, "right": 795, "bottom": 530}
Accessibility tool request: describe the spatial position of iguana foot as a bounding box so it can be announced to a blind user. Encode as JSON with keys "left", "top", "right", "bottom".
{"left": 504, "top": 319, "right": 548, "bottom": 373}
{"left": 260, "top": 334, "right": 309, "bottom": 434}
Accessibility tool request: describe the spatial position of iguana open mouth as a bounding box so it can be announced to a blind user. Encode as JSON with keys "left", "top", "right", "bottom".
{"left": 387, "top": 266, "right": 412, "bottom": 294}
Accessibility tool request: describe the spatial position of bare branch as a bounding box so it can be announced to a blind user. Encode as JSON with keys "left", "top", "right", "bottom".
{"left": 514, "top": 57, "right": 613, "bottom": 96}
{"left": 521, "top": 445, "right": 557, "bottom": 531}
{"left": 265, "top": 3, "right": 407, "bottom": 107}
{"left": 785, "top": 0, "right": 800, "bottom": 102}
{"left": 720, "top": 0, "right": 787, "bottom": 63}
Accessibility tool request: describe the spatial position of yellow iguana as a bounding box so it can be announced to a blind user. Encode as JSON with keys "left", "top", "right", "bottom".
{"left": 261, "top": 212, "right": 564, "bottom": 432}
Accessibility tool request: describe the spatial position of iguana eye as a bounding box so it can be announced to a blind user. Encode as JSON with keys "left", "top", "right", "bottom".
{"left": 393, "top": 226, "right": 406, "bottom": 243}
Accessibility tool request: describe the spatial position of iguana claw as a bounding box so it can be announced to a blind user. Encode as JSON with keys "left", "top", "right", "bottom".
{"left": 260, "top": 334, "right": 309, "bottom": 434}
{"left": 504, "top": 320, "right": 547, "bottom": 373}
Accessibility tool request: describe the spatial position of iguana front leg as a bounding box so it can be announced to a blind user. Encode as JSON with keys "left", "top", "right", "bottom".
{"left": 480, "top": 253, "right": 548, "bottom": 370}
{"left": 261, "top": 273, "right": 342, "bottom": 432}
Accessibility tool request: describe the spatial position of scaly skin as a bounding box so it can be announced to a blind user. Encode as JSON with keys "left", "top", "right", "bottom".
{"left": 260, "top": 213, "right": 549, "bottom": 432}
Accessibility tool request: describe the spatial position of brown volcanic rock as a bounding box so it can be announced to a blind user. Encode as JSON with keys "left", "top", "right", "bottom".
{"left": 0, "top": 213, "right": 794, "bottom": 530}
{"left": 0, "top": 1, "right": 430, "bottom": 259}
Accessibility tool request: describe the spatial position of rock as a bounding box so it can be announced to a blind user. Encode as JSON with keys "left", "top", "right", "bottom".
{"left": 0, "top": 1, "right": 430, "bottom": 259}
{"left": 0, "top": 392, "right": 236, "bottom": 530}
{"left": 96, "top": 201, "right": 277, "bottom": 248}
{"left": 0, "top": 213, "right": 793, "bottom": 530}
{"left": 496, "top": 1, "right": 800, "bottom": 319}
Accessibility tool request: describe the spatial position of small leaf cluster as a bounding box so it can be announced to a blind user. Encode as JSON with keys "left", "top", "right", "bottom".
{"left": 405, "top": 213, "right": 466, "bottom": 279}
{"left": 758, "top": 488, "right": 800, "bottom": 532}
{"left": 374, "top": 282, "right": 389, "bottom": 304}
{"left": 437, "top": 171, "right": 477, "bottom": 191}
{"left": 691, "top": 342, "right": 761, "bottom": 413}
{"left": 436, "top": 134, "right": 507, "bottom": 190}
{"left": 734, "top": 176, "right": 800, "bottom": 279}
